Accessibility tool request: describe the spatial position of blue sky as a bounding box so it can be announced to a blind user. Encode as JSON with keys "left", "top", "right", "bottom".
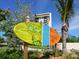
{"left": 0, "top": 0, "right": 79, "bottom": 37}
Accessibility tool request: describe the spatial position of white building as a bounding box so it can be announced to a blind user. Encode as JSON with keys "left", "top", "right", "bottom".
{"left": 34, "top": 13, "right": 52, "bottom": 27}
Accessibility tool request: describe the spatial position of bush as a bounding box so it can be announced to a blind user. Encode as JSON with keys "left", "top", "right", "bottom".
{"left": 0, "top": 47, "right": 23, "bottom": 59}
{"left": 59, "top": 37, "right": 79, "bottom": 42}
{"left": 0, "top": 47, "right": 8, "bottom": 59}
{"left": 66, "top": 54, "right": 73, "bottom": 59}
{"left": 28, "top": 51, "right": 38, "bottom": 59}
{"left": 44, "top": 51, "right": 52, "bottom": 57}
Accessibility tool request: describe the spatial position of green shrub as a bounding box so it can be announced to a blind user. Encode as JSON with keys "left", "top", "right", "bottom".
{"left": 66, "top": 54, "right": 73, "bottom": 59}
{"left": 0, "top": 47, "right": 8, "bottom": 59}
{"left": 28, "top": 51, "right": 38, "bottom": 59}
{"left": 0, "top": 47, "right": 23, "bottom": 59}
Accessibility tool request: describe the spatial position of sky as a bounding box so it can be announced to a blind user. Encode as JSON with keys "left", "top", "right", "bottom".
{"left": 0, "top": 0, "right": 79, "bottom": 37}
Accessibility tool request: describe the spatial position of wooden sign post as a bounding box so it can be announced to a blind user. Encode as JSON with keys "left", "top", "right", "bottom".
{"left": 24, "top": 42, "right": 28, "bottom": 59}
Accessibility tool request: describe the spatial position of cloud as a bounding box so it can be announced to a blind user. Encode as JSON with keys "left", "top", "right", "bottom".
{"left": 69, "top": 12, "right": 79, "bottom": 30}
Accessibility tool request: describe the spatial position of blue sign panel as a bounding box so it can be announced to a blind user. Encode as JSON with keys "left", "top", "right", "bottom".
{"left": 42, "top": 24, "right": 50, "bottom": 46}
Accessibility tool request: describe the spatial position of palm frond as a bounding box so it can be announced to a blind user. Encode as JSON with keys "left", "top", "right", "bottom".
{"left": 57, "top": 0, "right": 65, "bottom": 10}
{"left": 54, "top": 0, "right": 74, "bottom": 24}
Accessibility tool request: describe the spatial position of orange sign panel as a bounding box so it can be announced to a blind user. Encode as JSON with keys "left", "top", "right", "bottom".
{"left": 50, "top": 28, "right": 60, "bottom": 46}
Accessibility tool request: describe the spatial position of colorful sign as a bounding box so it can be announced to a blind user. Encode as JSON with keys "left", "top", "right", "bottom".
{"left": 13, "top": 22, "right": 60, "bottom": 47}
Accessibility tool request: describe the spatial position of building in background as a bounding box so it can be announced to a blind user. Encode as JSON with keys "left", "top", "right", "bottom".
{"left": 34, "top": 13, "right": 52, "bottom": 27}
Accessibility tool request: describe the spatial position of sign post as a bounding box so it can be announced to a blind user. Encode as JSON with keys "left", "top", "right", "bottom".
{"left": 24, "top": 42, "right": 28, "bottom": 59}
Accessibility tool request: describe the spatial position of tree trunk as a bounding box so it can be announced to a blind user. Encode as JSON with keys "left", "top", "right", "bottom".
{"left": 62, "top": 23, "right": 68, "bottom": 58}
{"left": 24, "top": 42, "right": 28, "bottom": 59}
{"left": 62, "top": 30, "right": 67, "bottom": 56}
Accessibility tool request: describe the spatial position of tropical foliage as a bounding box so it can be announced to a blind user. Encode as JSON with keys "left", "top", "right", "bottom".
{"left": 0, "top": 9, "right": 9, "bottom": 21}
{"left": 0, "top": 37, "right": 5, "bottom": 43}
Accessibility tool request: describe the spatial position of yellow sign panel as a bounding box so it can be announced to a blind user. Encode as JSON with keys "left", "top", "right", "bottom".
{"left": 13, "top": 22, "right": 42, "bottom": 46}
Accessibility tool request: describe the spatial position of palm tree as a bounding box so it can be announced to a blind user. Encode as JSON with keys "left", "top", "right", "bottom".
{"left": 53, "top": 0, "right": 74, "bottom": 56}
